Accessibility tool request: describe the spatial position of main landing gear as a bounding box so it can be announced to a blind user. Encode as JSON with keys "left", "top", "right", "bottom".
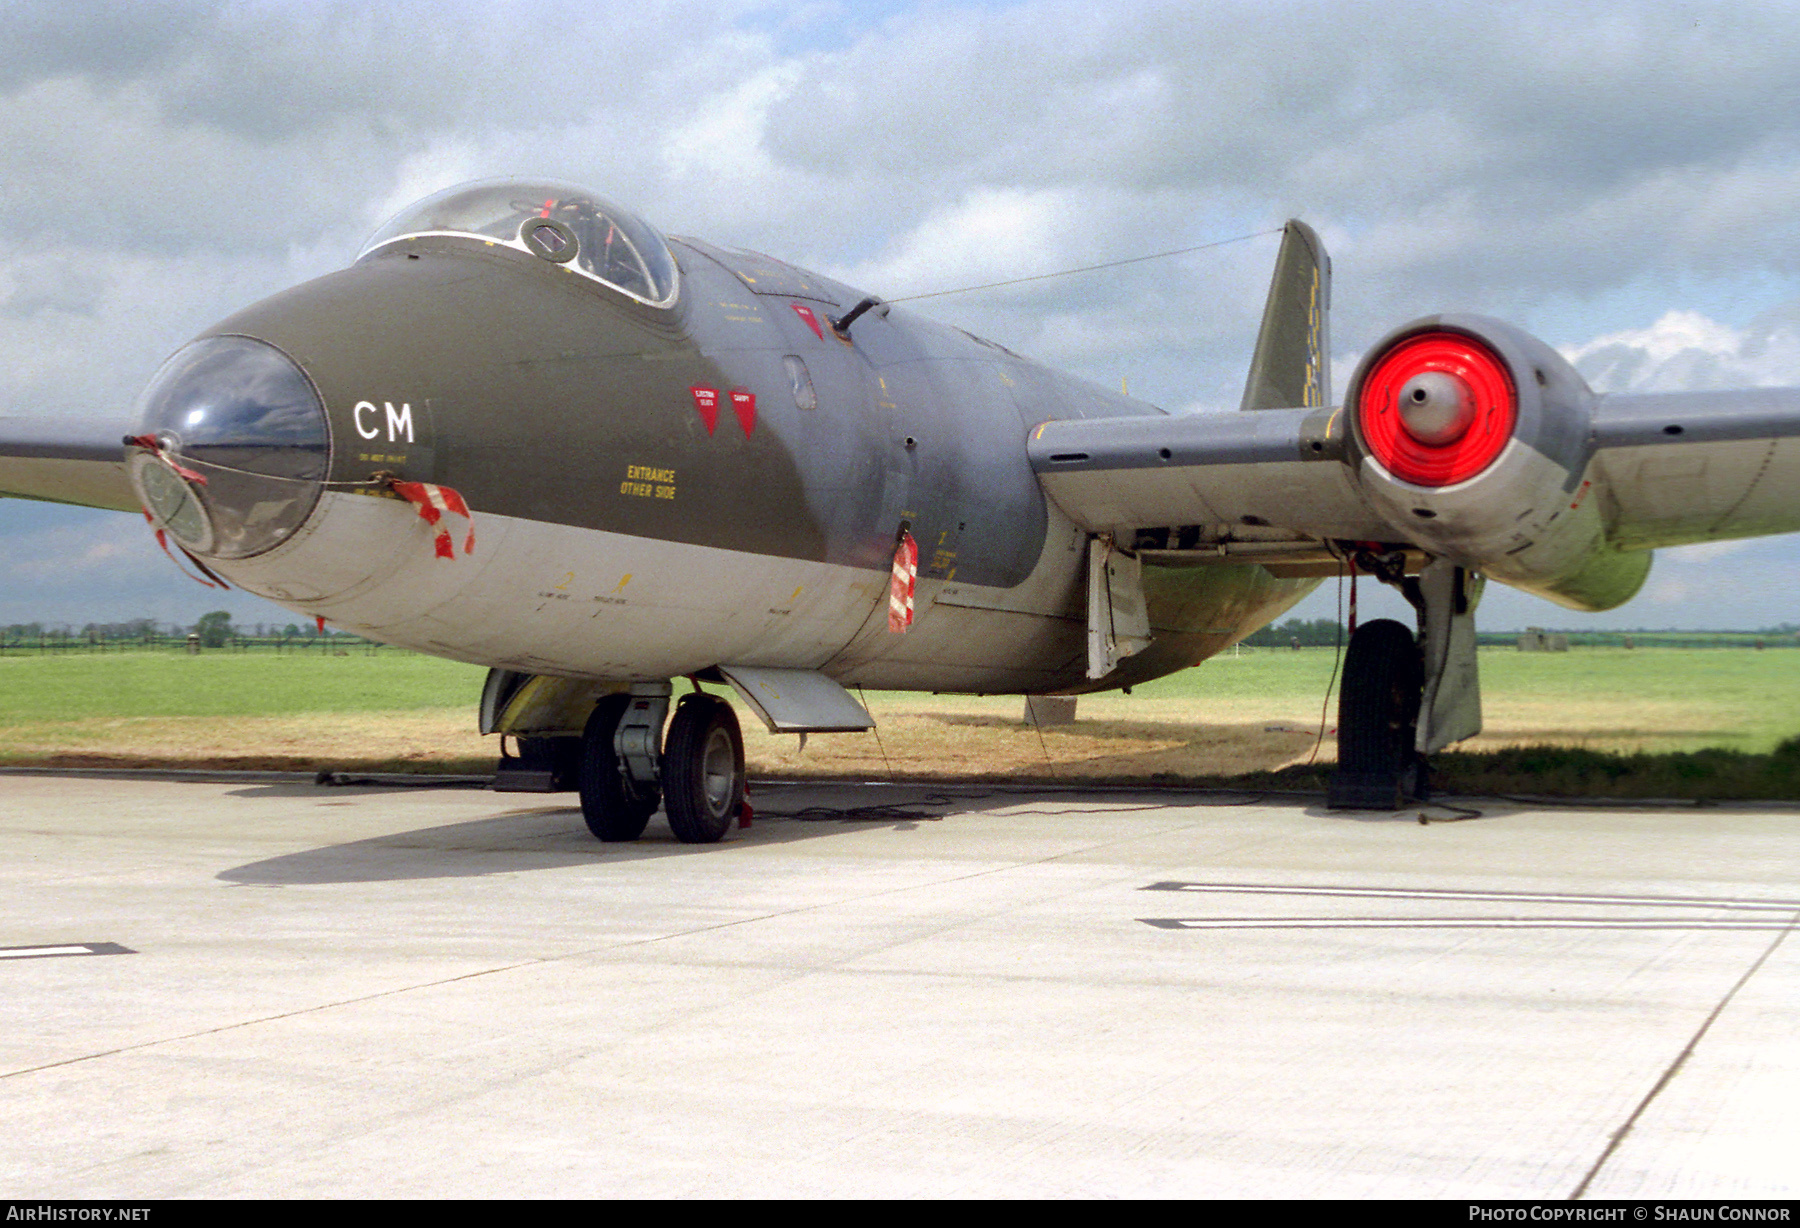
{"left": 577, "top": 683, "right": 747, "bottom": 845}
{"left": 661, "top": 694, "right": 746, "bottom": 844}
{"left": 1327, "top": 618, "right": 1427, "bottom": 809}
{"left": 1325, "top": 556, "right": 1484, "bottom": 810}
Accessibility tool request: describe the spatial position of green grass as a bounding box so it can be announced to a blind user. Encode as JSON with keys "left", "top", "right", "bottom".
{"left": 1136, "top": 644, "right": 1794, "bottom": 710}
{"left": 1128, "top": 646, "right": 1800, "bottom": 754}
{"left": 0, "top": 649, "right": 487, "bottom": 722}
{"left": 1215, "top": 740, "right": 1800, "bottom": 802}
{"left": 4, "top": 644, "right": 1800, "bottom": 799}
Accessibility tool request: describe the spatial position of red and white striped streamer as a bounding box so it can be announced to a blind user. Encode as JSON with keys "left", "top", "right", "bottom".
{"left": 389, "top": 480, "right": 475, "bottom": 558}
{"left": 140, "top": 510, "right": 226, "bottom": 589}
{"left": 888, "top": 530, "right": 917, "bottom": 633}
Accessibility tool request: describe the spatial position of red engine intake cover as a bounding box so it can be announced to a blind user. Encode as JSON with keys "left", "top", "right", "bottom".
{"left": 1357, "top": 331, "right": 1517, "bottom": 486}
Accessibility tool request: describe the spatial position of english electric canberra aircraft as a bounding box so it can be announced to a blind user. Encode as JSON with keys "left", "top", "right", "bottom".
{"left": 4, "top": 179, "right": 1798, "bottom": 839}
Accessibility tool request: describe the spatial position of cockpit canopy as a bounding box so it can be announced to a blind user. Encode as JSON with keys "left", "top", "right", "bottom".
{"left": 360, "top": 179, "right": 680, "bottom": 308}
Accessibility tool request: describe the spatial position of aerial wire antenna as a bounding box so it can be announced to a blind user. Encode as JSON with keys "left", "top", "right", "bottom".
{"left": 857, "top": 685, "right": 894, "bottom": 778}
{"left": 884, "top": 228, "right": 1282, "bottom": 304}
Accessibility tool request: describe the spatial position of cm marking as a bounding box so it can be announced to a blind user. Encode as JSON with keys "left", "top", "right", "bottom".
{"left": 353, "top": 400, "right": 416, "bottom": 442}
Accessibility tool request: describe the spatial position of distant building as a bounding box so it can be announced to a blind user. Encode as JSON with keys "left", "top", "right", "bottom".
{"left": 1517, "top": 628, "right": 1569, "bottom": 652}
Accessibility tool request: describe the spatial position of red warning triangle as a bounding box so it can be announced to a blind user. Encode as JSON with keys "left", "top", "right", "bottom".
{"left": 690, "top": 386, "right": 720, "bottom": 435}
{"left": 791, "top": 303, "right": 824, "bottom": 341}
{"left": 730, "top": 388, "right": 756, "bottom": 437}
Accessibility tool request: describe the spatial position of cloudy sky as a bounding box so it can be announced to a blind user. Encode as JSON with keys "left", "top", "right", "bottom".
{"left": 3, "top": 0, "right": 1800, "bottom": 632}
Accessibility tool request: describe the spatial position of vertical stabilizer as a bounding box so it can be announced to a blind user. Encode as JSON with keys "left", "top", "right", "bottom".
{"left": 1239, "top": 219, "right": 1331, "bottom": 411}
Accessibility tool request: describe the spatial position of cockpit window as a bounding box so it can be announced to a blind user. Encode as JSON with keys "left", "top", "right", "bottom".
{"left": 360, "top": 179, "right": 679, "bottom": 308}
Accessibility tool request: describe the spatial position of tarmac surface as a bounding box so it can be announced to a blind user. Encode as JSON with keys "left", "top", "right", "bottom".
{"left": 0, "top": 772, "right": 1795, "bottom": 1198}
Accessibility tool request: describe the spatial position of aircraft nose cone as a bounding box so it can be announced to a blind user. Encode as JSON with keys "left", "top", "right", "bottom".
{"left": 1396, "top": 370, "right": 1476, "bottom": 445}
{"left": 128, "top": 336, "right": 329, "bottom": 559}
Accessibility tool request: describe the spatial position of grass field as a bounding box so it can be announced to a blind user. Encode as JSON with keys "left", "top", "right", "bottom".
{"left": 2, "top": 645, "right": 1798, "bottom": 798}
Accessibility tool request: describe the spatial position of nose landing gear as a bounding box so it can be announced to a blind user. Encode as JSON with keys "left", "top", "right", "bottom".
{"left": 576, "top": 684, "right": 747, "bottom": 845}
{"left": 662, "top": 694, "right": 747, "bottom": 844}
{"left": 578, "top": 693, "right": 661, "bottom": 841}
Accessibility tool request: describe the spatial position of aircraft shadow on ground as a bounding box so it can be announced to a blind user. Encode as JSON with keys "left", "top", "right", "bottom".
{"left": 214, "top": 783, "right": 986, "bottom": 885}
{"left": 212, "top": 780, "right": 1276, "bottom": 886}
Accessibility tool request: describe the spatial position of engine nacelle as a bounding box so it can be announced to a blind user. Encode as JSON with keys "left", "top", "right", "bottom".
{"left": 1344, "top": 314, "right": 1649, "bottom": 612}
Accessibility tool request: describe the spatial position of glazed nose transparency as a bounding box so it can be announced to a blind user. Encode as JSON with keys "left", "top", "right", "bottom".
{"left": 128, "top": 336, "right": 330, "bottom": 560}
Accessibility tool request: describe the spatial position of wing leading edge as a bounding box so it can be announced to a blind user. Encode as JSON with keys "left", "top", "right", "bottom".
{"left": 0, "top": 416, "right": 139, "bottom": 512}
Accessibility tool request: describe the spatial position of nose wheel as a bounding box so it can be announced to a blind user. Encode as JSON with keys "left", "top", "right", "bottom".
{"left": 662, "top": 694, "right": 746, "bottom": 844}
{"left": 578, "top": 694, "right": 661, "bottom": 841}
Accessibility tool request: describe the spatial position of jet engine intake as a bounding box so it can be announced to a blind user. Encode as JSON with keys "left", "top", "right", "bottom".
{"left": 1346, "top": 314, "right": 1648, "bottom": 612}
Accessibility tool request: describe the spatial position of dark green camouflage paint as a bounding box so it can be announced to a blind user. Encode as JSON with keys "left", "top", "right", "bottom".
{"left": 201, "top": 236, "right": 1140, "bottom": 590}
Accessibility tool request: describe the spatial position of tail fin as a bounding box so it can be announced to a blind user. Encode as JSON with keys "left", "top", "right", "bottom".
{"left": 1239, "top": 219, "right": 1331, "bottom": 411}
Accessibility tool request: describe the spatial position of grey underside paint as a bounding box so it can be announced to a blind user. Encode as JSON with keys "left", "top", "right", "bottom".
{"left": 1591, "top": 388, "right": 1800, "bottom": 549}
{"left": 1029, "top": 406, "right": 1392, "bottom": 543}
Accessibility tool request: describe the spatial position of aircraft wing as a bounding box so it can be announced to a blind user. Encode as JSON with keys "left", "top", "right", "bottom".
{"left": 0, "top": 416, "right": 139, "bottom": 512}
{"left": 1030, "top": 356, "right": 1800, "bottom": 611}
{"left": 1588, "top": 388, "right": 1800, "bottom": 550}
{"left": 1029, "top": 404, "right": 1388, "bottom": 546}
{"left": 1030, "top": 217, "right": 1800, "bottom": 610}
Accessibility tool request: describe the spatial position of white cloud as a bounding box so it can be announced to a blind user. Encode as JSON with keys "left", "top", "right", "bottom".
{"left": 364, "top": 141, "right": 486, "bottom": 233}
{"left": 1561, "top": 307, "right": 1800, "bottom": 392}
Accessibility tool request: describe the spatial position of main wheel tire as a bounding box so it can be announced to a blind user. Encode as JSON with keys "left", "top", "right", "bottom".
{"left": 579, "top": 693, "right": 660, "bottom": 842}
{"left": 662, "top": 694, "right": 745, "bottom": 845}
{"left": 1334, "top": 618, "right": 1425, "bottom": 806}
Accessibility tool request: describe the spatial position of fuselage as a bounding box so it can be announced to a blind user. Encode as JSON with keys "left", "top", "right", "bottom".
{"left": 131, "top": 183, "right": 1317, "bottom": 694}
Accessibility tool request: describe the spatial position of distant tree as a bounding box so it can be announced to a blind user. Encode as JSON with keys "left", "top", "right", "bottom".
{"left": 194, "top": 610, "right": 235, "bottom": 649}
{"left": 1242, "top": 617, "right": 1347, "bottom": 648}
